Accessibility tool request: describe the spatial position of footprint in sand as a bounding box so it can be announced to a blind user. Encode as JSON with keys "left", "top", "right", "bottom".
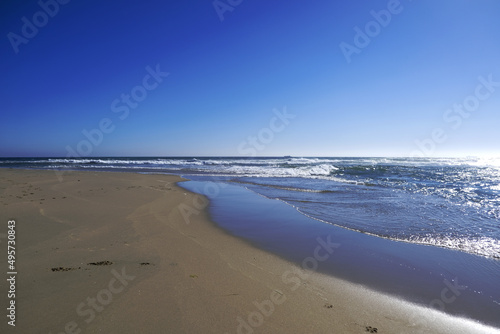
{"left": 51, "top": 267, "right": 81, "bottom": 272}
{"left": 87, "top": 261, "right": 113, "bottom": 266}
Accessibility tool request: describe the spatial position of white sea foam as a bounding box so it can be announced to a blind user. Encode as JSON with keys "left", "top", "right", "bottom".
{"left": 402, "top": 235, "right": 500, "bottom": 259}
{"left": 219, "top": 163, "right": 338, "bottom": 178}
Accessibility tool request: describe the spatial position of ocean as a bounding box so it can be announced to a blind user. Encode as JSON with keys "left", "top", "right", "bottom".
{"left": 2, "top": 156, "right": 500, "bottom": 326}
{"left": 2, "top": 156, "right": 499, "bottom": 259}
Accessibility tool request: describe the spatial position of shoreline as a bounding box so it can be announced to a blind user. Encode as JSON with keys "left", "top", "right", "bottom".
{"left": 180, "top": 179, "right": 500, "bottom": 327}
{"left": 0, "top": 168, "right": 498, "bottom": 333}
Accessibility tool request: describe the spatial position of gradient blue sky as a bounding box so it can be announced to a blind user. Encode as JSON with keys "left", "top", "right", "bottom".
{"left": 1, "top": 0, "right": 500, "bottom": 157}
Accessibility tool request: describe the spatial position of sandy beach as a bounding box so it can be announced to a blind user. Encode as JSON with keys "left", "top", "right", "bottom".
{"left": 0, "top": 169, "right": 497, "bottom": 333}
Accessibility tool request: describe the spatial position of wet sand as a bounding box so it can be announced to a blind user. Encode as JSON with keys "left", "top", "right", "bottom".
{"left": 0, "top": 169, "right": 497, "bottom": 333}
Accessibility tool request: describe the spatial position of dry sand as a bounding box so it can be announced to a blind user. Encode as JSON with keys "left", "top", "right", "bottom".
{"left": 0, "top": 169, "right": 497, "bottom": 333}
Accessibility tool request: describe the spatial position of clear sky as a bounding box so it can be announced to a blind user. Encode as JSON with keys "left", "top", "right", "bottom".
{"left": 1, "top": 0, "right": 500, "bottom": 158}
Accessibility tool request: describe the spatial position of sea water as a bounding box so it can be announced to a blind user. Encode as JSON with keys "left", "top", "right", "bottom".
{"left": 3, "top": 156, "right": 498, "bottom": 259}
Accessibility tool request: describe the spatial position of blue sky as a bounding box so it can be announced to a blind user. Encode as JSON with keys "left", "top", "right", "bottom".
{"left": 1, "top": 0, "right": 500, "bottom": 157}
